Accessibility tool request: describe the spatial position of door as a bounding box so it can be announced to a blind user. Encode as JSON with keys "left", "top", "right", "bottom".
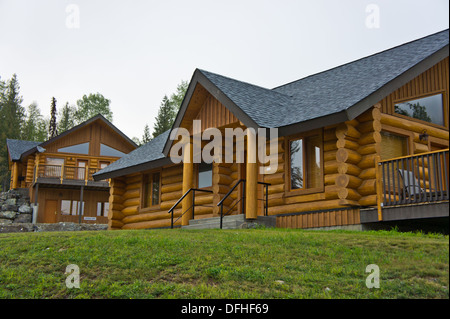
{"left": 77, "top": 160, "right": 88, "bottom": 180}
{"left": 44, "top": 200, "right": 58, "bottom": 223}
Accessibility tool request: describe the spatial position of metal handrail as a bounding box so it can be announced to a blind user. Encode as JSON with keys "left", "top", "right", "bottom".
{"left": 217, "top": 179, "right": 271, "bottom": 229}
{"left": 168, "top": 188, "right": 213, "bottom": 228}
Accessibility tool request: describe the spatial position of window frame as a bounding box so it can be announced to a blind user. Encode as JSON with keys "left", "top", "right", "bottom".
{"left": 393, "top": 90, "right": 448, "bottom": 129}
{"left": 140, "top": 169, "right": 162, "bottom": 211}
{"left": 197, "top": 162, "right": 213, "bottom": 189}
{"left": 285, "top": 129, "right": 324, "bottom": 196}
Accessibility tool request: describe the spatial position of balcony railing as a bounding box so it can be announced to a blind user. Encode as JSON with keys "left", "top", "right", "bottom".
{"left": 35, "top": 164, "right": 108, "bottom": 185}
{"left": 378, "top": 149, "right": 449, "bottom": 207}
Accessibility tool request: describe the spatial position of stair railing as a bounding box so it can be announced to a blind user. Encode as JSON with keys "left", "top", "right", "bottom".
{"left": 167, "top": 188, "right": 213, "bottom": 229}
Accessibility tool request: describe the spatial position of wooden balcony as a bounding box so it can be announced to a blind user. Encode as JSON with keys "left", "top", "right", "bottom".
{"left": 367, "top": 149, "right": 449, "bottom": 223}
{"left": 33, "top": 164, "right": 110, "bottom": 189}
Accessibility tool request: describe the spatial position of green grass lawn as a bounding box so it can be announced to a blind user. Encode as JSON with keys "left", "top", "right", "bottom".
{"left": 0, "top": 228, "right": 448, "bottom": 299}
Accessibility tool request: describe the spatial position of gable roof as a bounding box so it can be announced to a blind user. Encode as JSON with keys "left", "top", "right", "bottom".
{"left": 96, "top": 29, "right": 449, "bottom": 179}
{"left": 6, "top": 139, "right": 41, "bottom": 161}
{"left": 8, "top": 114, "right": 137, "bottom": 162}
{"left": 93, "top": 130, "right": 171, "bottom": 180}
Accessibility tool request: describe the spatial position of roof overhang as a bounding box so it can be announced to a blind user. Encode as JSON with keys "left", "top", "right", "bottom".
{"left": 93, "top": 157, "right": 172, "bottom": 180}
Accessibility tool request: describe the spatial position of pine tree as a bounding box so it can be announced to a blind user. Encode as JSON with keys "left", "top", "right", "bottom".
{"left": 22, "top": 102, "right": 47, "bottom": 142}
{"left": 49, "top": 97, "right": 58, "bottom": 138}
{"left": 58, "top": 102, "right": 76, "bottom": 133}
{"left": 142, "top": 124, "right": 151, "bottom": 144}
{"left": 152, "top": 95, "right": 175, "bottom": 138}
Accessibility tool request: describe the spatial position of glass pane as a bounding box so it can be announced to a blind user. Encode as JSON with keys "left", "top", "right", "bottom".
{"left": 100, "top": 143, "right": 126, "bottom": 157}
{"left": 58, "top": 142, "right": 89, "bottom": 154}
{"left": 306, "top": 135, "right": 322, "bottom": 188}
{"left": 61, "top": 200, "right": 71, "bottom": 215}
{"left": 394, "top": 94, "right": 444, "bottom": 126}
{"left": 104, "top": 202, "right": 109, "bottom": 217}
{"left": 152, "top": 173, "right": 160, "bottom": 206}
{"left": 143, "top": 174, "right": 152, "bottom": 208}
{"left": 198, "top": 163, "right": 212, "bottom": 188}
{"left": 96, "top": 202, "right": 102, "bottom": 216}
{"left": 290, "top": 139, "right": 303, "bottom": 189}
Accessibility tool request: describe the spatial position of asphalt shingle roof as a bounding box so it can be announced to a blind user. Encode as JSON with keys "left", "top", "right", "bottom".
{"left": 94, "top": 130, "right": 170, "bottom": 177}
{"left": 6, "top": 139, "right": 41, "bottom": 161}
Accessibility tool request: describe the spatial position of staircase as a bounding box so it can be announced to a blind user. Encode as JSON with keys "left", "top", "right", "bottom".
{"left": 182, "top": 214, "right": 246, "bottom": 230}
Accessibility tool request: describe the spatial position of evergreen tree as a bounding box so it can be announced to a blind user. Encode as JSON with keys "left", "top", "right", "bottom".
{"left": 58, "top": 102, "right": 76, "bottom": 133}
{"left": 75, "top": 93, "right": 113, "bottom": 123}
{"left": 152, "top": 95, "right": 175, "bottom": 138}
{"left": 142, "top": 124, "right": 151, "bottom": 144}
{"left": 22, "top": 102, "right": 47, "bottom": 142}
{"left": 0, "top": 74, "right": 25, "bottom": 190}
{"left": 49, "top": 97, "right": 58, "bottom": 138}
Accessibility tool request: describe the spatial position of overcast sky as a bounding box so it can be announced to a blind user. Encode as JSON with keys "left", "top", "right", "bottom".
{"left": 0, "top": 0, "right": 448, "bottom": 140}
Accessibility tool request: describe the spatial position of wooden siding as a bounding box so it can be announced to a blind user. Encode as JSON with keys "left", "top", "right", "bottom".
{"left": 276, "top": 208, "right": 360, "bottom": 229}
{"left": 193, "top": 95, "right": 238, "bottom": 132}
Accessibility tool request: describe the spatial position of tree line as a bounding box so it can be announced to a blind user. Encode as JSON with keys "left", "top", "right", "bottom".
{"left": 0, "top": 73, "right": 188, "bottom": 190}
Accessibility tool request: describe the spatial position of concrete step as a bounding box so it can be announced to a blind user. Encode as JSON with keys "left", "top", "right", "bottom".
{"left": 182, "top": 214, "right": 245, "bottom": 229}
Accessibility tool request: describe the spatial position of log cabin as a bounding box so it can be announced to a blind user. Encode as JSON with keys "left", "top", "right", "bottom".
{"left": 6, "top": 114, "right": 137, "bottom": 224}
{"left": 94, "top": 29, "right": 449, "bottom": 230}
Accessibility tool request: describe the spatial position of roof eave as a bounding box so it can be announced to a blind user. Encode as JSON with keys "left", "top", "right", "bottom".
{"left": 93, "top": 157, "right": 172, "bottom": 180}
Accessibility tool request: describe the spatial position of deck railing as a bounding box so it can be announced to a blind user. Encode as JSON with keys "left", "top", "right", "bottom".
{"left": 378, "top": 149, "right": 449, "bottom": 207}
{"left": 35, "top": 164, "right": 108, "bottom": 185}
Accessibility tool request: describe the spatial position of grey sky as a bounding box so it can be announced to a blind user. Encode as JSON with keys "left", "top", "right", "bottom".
{"left": 0, "top": 0, "right": 448, "bottom": 140}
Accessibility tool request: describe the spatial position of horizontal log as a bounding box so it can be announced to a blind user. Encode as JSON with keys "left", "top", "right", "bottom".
{"left": 213, "top": 173, "right": 234, "bottom": 186}
{"left": 263, "top": 172, "right": 284, "bottom": 185}
{"left": 337, "top": 188, "right": 361, "bottom": 201}
{"left": 161, "top": 165, "right": 183, "bottom": 178}
{"left": 324, "top": 140, "right": 338, "bottom": 152}
{"left": 123, "top": 197, "right": 140, "bottom": 207}
{"left": 380, "top": 113, "right": 449, "bottom": 140}
{"left": 323, "top": 128, "right": 337, "bottom": 142}
{"left": 126, "top": 174, "right": 141, "bottom": 184}
{"left": 337, "top": 162, "right": 361, "bottom": 176}
{"left": 336, "top": 138, "right": 359, "bottom": 151}
{"left": 336, "top": 148, "right": 362, "bottom": 164}
{"left": 413, "top": 142, "right": 429, "bottom": 154}
{"left": 336, "top": 122, "right": 361, "bottom": 140}
{"left": 324, "top": 150, "right": 337, "bottom": 163}
{"left": 110, "top": 219, "right": 124, "bottom": 229}
{"left": 212, "top": 183, "right": 231, "bottom": 194}
{"left": 356, "top": 106, "right": 381, "bottom": 122}
{"left": 161, "top": 190, "right": 183, "bottom": 202}
{"left": 358, "top": 143, "right": 380, "bottom": 156}
{"left": 123, "top": 189, "right": 140, "bottom": 200}
{"left": 357, "top": 120, "right": 382, "bottom": 134}
{"left": 110, "top": 209, "right": 124, "bottom": 221}
{"left": 121, "top": 205, "right": 138, "bottom": 216}
{"left": 335, "top": 174, "right": 362, "bottom": 189}
{"left": 125, "top": 182, "right": 141, "bottom": 191}
{"left": 358, "top": 179, "right": 377, "bottom": 196}
{"left": 359, "top": 131, "right": 381, "bottom": 145}
{"left": 359, "top": 168, "right": 377, "bottom": 180}
{"left": 110, "top": 194, "right": 123, "bottom": 204}
{"left": 162, "top": 174, "right": 183, "bottom": 185}
{"left": 123, "top": 209, "right": 181, "bottom": 224}
{"left": 161, "top": 181, "right": 182, "bottom": 193}
{"left": 359, "top": 194, "right": 377, "bottom": 207}
{"left": 359, "top": 153, "right": 378, "bottom": 170}
{"left": 325, "top": 174, "right": 338, "bottom": 186}
{"left": 122, "top": 218, "right": 179, "bottom": 230}
{"left": 284, "top": 192, "right": 325, "bottom": 205}
{"left": 268, "top": 183, "right": 284, "bottom": 195}
{"left": 109, "top": 202, "right": 124, "bottom": 212}
{"left": 268, "top": 199, "right": 355, "bottom": 215}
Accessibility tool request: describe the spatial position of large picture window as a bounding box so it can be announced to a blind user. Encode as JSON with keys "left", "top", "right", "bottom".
{"left": 394, "top": 93, "right": 444, "bottom": 127}
{"left": 143, "top": 172, "right": 161, "bottom": 208}
{"left": 289, "top": 133, "right": 322, "bottom": 192}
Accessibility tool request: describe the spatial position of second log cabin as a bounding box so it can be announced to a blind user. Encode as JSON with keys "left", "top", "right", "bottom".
{"left": 94, "top": 29, "right": 449, "bottom": 230}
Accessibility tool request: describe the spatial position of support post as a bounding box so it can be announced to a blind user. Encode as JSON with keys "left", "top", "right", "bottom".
{"left": 375, "top": 156, "right": 383, "bottom": 221}
{"left": 11, "top": 162, "right": 19, "bottom": 190}
{"left": 181, "top": 140, "right": 194, "bottom": 226}
{"left": 246, "top": 129, "right": 258, "bottom": 219}
{"left": 79, "top": 186, "right": 84, "bottom": 224}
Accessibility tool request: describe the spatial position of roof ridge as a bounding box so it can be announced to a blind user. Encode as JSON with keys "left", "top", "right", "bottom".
{"left": 198, "top": 69, "right": 293, "bottom": 98}
{"left": 272, "top": 28, "right": 449, "bottom": 91}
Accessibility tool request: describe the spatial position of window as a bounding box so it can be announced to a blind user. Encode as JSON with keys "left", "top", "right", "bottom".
{"left": 100, "top": 143, "right": 126, "bottom": 157}
{"left": 289, "top": 134, "right": 322, "bottom": 191}
{"left": 58, "top": 142, "right": 90, "bottom": 154}
{"left": 380, "top": 131, "right": 409, "bottom": 160}
{"left": 97, "top": 202, "right": 110, "bottom": 217}
{"left": 198, "top": 162, "right": 212, "bottom": 188}
{"left": 394, "top": 93, "right": 444, "bottom": 126}
{"left": 60, "top": 200, "right": 84, "bottom": 215}
{"left": 143, "top": 172, "right": 161, "bottom": 208}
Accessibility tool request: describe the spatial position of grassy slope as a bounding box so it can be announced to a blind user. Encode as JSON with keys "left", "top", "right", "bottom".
{"left": 0, "top": 228, "right": 448, "bottom": 299}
